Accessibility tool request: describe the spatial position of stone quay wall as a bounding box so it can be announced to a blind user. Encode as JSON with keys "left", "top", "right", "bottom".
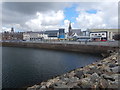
{"left": 1, "top": 42, "right": 119, "bottom": 55}
{"left": 27, "top": 52, "right": 119, "bottom": 89}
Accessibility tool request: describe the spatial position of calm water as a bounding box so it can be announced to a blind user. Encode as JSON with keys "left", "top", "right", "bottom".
{"left": 2, "top": 47, "right": 102, "bottom": 88}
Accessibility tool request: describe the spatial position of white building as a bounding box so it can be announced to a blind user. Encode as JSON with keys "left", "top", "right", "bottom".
{"left": 89, "top": 29, "right": 118, "bottom": 41}
{"left": 23, "top": 32, "right": 48, "bottom": 41}
{"left": 38, "top": 34, "right": 48, "bottom": 39}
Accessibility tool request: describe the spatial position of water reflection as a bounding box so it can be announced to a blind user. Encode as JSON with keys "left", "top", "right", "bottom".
{"left": 2, "top": 47, "right": 102, "bottom": 88}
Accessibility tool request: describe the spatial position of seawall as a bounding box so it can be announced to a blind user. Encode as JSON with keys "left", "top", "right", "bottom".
{"left": 1, "top": 42, "right": 119, "bottom": 55}
{"left": 27, "top": 52, "right": 119, "bottom": 89}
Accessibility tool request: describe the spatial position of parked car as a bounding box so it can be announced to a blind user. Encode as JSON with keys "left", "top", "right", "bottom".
{"left": 101, "top": 39, "right": 107, "bottom": 41}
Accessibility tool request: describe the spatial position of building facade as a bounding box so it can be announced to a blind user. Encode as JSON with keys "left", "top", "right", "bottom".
{"left": 58, "top": 28, "right": 65, "bottom": 39}
{"left": 23, "top": 32, "right": 46, "bottom": 41}
{"left": 44, "top": 29, "right": 65, "bottom": 40}
{"left": 44, "top": 30, "right": 58, "bottom": 40}
{"left": 23, "top": 29, "right": 65, "bottom": 41}
{"left": 90, "top": 31, "right": 107, "bottom": 41}
{"left": 90, "top": 29, "right": 118, "bottom": 41}
{"left": 2, "top": 28, "right": 23, "bottom": 41}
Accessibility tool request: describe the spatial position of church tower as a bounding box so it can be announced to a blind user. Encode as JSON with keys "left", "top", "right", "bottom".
{"left": 11, "top": 27, "right": 14, "bottom": 33}
{"left": 68, "top": 21, "right": 72, "bottom": 36}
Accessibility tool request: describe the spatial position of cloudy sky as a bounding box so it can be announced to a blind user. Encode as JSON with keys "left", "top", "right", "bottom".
{"left": 1, "top": 0, "right": 119, "bottom": 32}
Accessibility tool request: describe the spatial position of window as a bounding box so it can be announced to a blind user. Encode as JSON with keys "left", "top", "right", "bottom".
{"left": 102, "top": 33, "right": 104, "bottom": 35}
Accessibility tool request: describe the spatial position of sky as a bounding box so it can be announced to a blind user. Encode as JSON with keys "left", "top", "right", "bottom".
{"left": 1, "top": 0, "right": 119, "bottom": 32}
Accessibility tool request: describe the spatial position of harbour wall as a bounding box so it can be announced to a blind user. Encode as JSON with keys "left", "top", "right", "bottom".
{"left": 27, "top": 52, "right": 119, "bottom": 89}
{"left": 1, "top": 42, "right": 119, "bottom": 55}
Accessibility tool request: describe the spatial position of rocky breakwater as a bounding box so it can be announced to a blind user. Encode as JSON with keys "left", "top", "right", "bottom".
{"left": 27, "top": 53, "right": 119, "bottom": 89}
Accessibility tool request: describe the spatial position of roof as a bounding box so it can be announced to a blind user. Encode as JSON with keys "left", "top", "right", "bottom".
{"left": 44, "top": 30, "right": 59, "bottom": 34}
{"left": 90, "top": 29, "right": 119, "bottom": 32}
{"left": 71, "top": 29, "right": 81, "bottom": 31}
{"left": 24, "top": 31, "right": 44, "bottom": 34}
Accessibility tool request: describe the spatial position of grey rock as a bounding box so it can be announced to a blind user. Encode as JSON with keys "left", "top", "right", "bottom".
{"left": 74, "top": 70, "right": 84, "bottom": 79}
{"left": 55, "top": 80, "right": 64, "bottom": 85}
{"left": 66, "top": 82, "right": 78, "bottom": 88}
{"left": 53, "top": 83, "right": 68, "bottom": 88}
{"left": 101, "top": 60, "right": 109, "bottom": 65}
{"left": 110, "top": 66, "right": 119, "bottom": 73}
{"left": 108, "top": 84, "right": 118, "bottom": 89}
{"left": 67, "top": 71, "right": 75, "bottom": 78}
{"left": 111, "top": 74, "right": 119, "bottom": 80}
{"left": 80, "top": 82, "right": 93, "bottom": 88}
{"left": 102, "top": 74, "right": 115, "bottom": 81}
{"left": 109, "top": 63, "right": 116, "bottom": 68}
{"left": 61, "top": 77, "right": 69, "bottom": 82}
{"left": 98, "top": 79, "right": 109, "bottom": 88}
{"left": 112, "top": 57, "right": 117, "bottom": 60}
{"left": 86, "top": 68, "right": 101, "bottom": 75}
{"left": 110, "top": 80, "right": 118, "bottom": 86}
{"left": 41, "top": 85, "right": 46, "bottom": 88}
{"left": 59, "top": 75, "right": 67, "bottom": 80}
{"left": 69, "top": 77, "right": 79, "bottom": 82}
{"left": 90, "top": 73, "right": 99, "bottom": 83}
{"left": 77, "top": 78, "right": 92, "bottom": 88}
{"left": 104, "top": 66, "right": 111, "bottom": 72}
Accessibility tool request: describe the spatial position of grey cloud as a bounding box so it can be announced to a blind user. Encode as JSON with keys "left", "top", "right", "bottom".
{"left": 2, "top": 2, "right": 59, "bottom": 15}
{"left": 2, "top": 2, "right": 72, "bottom": 25}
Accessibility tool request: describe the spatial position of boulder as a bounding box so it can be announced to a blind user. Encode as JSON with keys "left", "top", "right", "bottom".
{"left": 90, "top": 73, "right": 100, "bottom": 83}
{"left": 74, "top": 70, "right": 84, "bottom": 79}
{"left": 102, "top": 74, "right": 115, "bottom": 81}
{"left": 98, "top": 79, "right": 109, "bottom": 88}
{"left": 110, "top": 66, "right": 119, "bottom": 73}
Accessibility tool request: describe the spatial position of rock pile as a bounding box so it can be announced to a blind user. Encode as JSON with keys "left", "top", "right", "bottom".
{"left": 27, "top": 53, "right": 119, "bottom": 89}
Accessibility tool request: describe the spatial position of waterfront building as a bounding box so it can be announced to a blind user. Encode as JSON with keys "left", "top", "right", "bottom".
{"left": 89, "top": 29, "right": 118, "bottom": 41}
{"left": 38, "top": 33, "right": 48, "bottom": 40}
{"left": 44, "top": 30, "right": 58, "bottom": 40}
{"left": 2, "top": 27, "right": 23, "bottom": 41}
{"left": 58, "top": 28, "right": 65, "bottom": 39}
{"left": 44, "top": 29, "right": 65, "bottom": 40}
{"left": 23, "top": 29, "right": 65, "bottom": 41}
{"left": 23, "top": 31, "right": 46, "bottom": 41}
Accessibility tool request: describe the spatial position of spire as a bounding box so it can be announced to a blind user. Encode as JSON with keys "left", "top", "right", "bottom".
{"left": 68, "top": 21, "right": 72, "bottom": 30}
{"left": 68, "top": 21, "right": 72, "bottom": 36}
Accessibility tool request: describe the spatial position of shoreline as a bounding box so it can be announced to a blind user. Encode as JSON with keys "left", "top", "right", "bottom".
{"left": 1, "top": 42, "right": 119, "bottom": 57}
{"left": 27, "top": 52, "right": 119, "bottom": 89}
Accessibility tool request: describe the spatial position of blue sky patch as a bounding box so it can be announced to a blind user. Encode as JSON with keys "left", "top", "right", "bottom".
{"left": 64, "top": 4, "right": 79, "bottom": 23}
